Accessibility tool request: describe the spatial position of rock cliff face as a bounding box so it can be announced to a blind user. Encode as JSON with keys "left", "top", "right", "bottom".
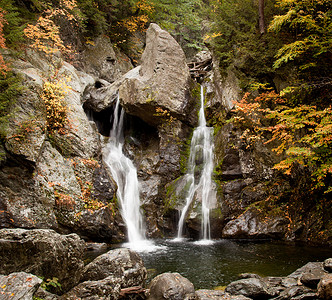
{"left": 212, "top": 122, "right": 288, "bottom": 239}
{"left": 202, "top": 55, "right": 331, "bottom": 243}
{"left": 0, "top": 48, "right": 123, "bottom": 242}
{"left": 0, "top": 23, "right": 200, "bottom": 240}
{"left": 0, "top": 22, "right": 328, "bottom": 244}
{"left": 119, "top": 23, "right": 197, "bottom": 127}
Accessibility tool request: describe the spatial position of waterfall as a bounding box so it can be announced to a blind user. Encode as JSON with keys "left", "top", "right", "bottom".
{"left": 104, "top": 96, "right": 145, "bottom": 244}
{"left": 177, "top": 85, "right": 215, "bottom": 242}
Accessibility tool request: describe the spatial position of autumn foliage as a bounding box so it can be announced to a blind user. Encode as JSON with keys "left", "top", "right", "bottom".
{"left": 0, "top": 8, "right": 9, "bottom": 75}
{"left": 24, "top": 15, "right": 69, "bottom": 56}
{"left": 21, "top": 1, "right": 83, "bottom": 134}
{"left": 41, "top": 78, "right": 70, "bottom": 134}
{"left": 233, "top": 91, "right": 332, "bottom": 195}
{"left": 119, "top": 0, "right": 154, "bottom": 33}
{"left": 23, "top": 0, "right": 81, "bottom": 57}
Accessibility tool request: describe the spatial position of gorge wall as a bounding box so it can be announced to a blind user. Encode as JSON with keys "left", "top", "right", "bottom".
{"left": 0, "top": 23, "right": 330, "bottom": 246}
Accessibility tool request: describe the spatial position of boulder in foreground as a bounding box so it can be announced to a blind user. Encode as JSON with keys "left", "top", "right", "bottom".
{"left": 0, "top": 229, "right": 85, "bottom": 292}
{"left": 0, "top": 272, "right": 42, "bottom": 300}
{"left": 147, "top": 272, "right": 195, "bottom": 300}
{"left": 81, "top": 248, "right": 147, "bottom": 288}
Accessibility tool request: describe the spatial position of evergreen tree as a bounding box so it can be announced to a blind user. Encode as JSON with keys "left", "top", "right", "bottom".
{"left": 0, "top": 0, "right": 24, "bottom": 47}
{"left": 149, "top": 0, "right": 204, "bottom": 54}
{"left": 207, "top": 0, "right": 281, "bottom": 88}
{"left": 268, "top": 0, "right": 332, "bottom": 104}
{"left": 76, "top": 0, "right": 153, "bottom": 41}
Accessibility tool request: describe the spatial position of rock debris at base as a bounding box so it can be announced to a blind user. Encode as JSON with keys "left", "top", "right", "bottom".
{"left": 0, "top": 228, "right": 331, "bottom": 299}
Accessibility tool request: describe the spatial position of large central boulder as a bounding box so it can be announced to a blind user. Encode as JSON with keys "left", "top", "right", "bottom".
{"left": 119, "top": 23, "right": 196, "bottom": 127}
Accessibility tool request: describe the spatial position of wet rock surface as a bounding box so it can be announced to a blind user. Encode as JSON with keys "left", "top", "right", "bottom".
{"left": 192, "top": 259, "right": 332, "bottom": 300}
{"left": 323, "top": 258, "right": 332, "bottom": 272}
{"left": 224, "top": 260, "right": 331, "bottom": 300}
{"left": 222, "top": 208, "right": 290, "bottom": 239}
{"left": 300, "top": 267, "right": 327, "bottom": 289}
{"left": 317, "top": 273, "right": 332, "bottom": 300}
{"left": 288, "top": 262, "right": 325, "bottom": 281}
{"left": 225, "top": 277, "right": 277, "bottom": 299}
{"left": 196, "top": 289, "right": 251, "bottom": 300}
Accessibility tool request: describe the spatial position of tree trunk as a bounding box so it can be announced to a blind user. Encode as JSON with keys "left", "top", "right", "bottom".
{"left": 259, "top": 0, "right": 265, "bottom": 34}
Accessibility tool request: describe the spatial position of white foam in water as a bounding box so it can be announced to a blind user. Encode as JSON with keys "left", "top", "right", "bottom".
{"left": 172, "top": 237, "right": 215, "bottom": 246}
{"left": 104, "top": 96, "right": 168, "bottom": 254}
{"left": 170, "top": 237, "right": 184, "bottom": 243}
{"left": 171, "top": 237, "right": 185, "bottom": 243}
{"left": 194, "top": 239, "right": 215, "bottom": 246}
{"left": 123, "top": 240, "right": 167, "bottom": 253}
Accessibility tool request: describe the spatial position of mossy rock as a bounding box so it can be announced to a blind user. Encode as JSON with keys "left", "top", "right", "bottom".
{"left": 164, "top": 176, "right": 192, "bottom": 211}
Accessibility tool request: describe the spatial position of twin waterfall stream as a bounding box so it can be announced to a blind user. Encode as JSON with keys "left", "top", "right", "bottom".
{"left": 104, "top": 96, "right": 152, "bottom": 251}
{"left": 105, "top": 86, "right": 215, "bottom": 250}
{"left": 176, "top": 86, "right": 215, "bottom": 243}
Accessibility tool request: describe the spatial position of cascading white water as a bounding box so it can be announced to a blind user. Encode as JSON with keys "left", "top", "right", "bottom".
{"left": 177, "top": 85, "right": 215, "bottom": 242}
{"left": 104, "top": 96, "right": 145, "bottom": 244}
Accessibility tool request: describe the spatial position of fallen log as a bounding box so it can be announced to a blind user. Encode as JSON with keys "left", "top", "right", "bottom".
{"left": 119, "top": 286, "right": 147, "bottom": 298}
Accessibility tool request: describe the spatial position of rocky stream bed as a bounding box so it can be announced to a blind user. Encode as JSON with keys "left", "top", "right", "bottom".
{"left": 0, "top": 228, "right": 331, "bottom": 300}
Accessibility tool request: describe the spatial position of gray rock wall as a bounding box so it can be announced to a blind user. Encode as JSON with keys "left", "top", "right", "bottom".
{"left": 0, "top": 22, "right": 201, "bottom": 241}
{"left": 0, "top": 46, "right": 122, "bottom": 242}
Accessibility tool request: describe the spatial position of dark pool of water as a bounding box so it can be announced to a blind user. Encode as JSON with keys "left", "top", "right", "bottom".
{"left": 136, "top": 239, "right": 332, "bottom": 289}
{"left": 85, "top": 239, "right": 331, "bottom": 290}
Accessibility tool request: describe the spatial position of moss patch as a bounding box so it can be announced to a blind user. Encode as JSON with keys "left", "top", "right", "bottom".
{"left": 164, "top": 176, "right": 192, "bottom": 212}
{"left": 179, "top": 128, "right": 194, "bottom": 174}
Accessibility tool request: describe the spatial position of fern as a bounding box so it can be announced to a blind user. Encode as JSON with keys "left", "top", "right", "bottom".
{"left": 273, "top": 40, "right": 307, "bottom": 68}
{"left": 268, "top": 9, "right": 296, "bottom": 33}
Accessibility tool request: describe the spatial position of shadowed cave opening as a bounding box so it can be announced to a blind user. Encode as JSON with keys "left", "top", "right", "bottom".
{"left": 83, "top": 102, "right": 159, "bottom": 148}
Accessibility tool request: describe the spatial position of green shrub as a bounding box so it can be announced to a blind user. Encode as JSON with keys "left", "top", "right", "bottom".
{"left": 0, "top": 71, "right": 22, "bottom": 139}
